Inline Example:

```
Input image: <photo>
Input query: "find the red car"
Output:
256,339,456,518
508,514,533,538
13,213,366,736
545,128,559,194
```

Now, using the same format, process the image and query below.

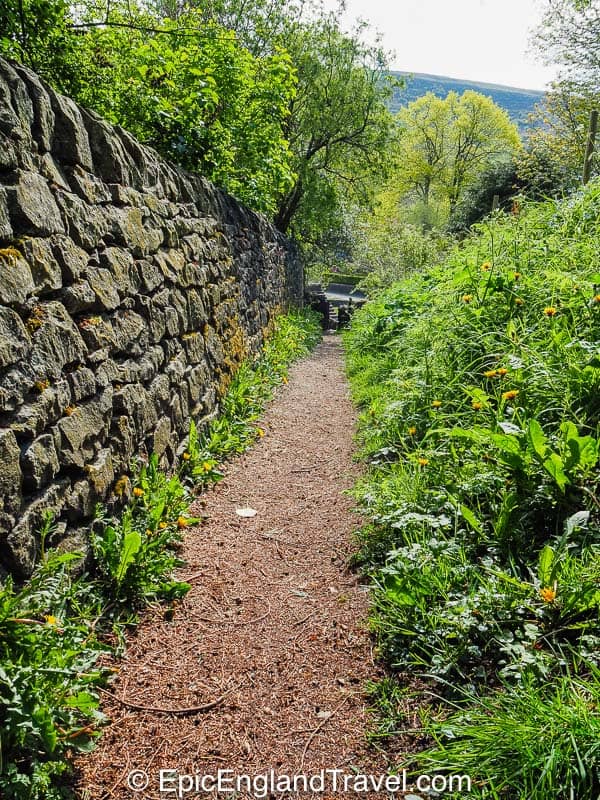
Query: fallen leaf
236,507,257,517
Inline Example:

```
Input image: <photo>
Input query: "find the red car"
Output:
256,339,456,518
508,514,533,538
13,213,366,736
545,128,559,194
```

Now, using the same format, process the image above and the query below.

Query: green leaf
460,504,482,534
538,545,555,586
527,419,549,461
115,531,142,584
542,453,569,492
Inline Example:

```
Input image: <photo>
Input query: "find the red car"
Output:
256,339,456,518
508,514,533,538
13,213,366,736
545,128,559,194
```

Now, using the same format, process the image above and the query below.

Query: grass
0,309,321,800
343,181,600,798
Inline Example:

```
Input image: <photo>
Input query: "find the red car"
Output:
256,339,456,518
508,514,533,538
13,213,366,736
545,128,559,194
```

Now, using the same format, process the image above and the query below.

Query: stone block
0,306,31,369
0,429,22,514
21,433,60,491
18,237,62,293
6,170,64,236
50,91,93,169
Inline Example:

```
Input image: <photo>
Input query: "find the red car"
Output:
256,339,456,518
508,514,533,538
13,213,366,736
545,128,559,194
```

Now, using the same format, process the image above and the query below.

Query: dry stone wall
0,57,303,579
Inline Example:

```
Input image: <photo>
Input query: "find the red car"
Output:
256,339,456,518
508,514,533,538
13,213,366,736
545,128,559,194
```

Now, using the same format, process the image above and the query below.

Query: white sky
323,0,558,91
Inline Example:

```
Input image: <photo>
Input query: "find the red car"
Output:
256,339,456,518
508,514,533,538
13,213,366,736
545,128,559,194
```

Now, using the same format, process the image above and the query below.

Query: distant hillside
388,71,545,130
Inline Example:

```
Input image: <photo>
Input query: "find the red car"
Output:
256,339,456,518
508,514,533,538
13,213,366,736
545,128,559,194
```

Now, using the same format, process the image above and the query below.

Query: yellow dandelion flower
408,426,417,435
540,586,556,603
594,294,600,303
202,461,212,473
256,427,265,437
497,367,508,376
145,528,152,536
481,261,491,271
177,516,189,529
182,452,191,461
544,306,557,317
159,521,168,530
513,272,521,280
133,487,144,498
462,294,473,303
471,401,482,411
282,376,289,384
45,615,59,627
417,457,429,466
484,370,498,378
502,389,519,401
431,400,442,408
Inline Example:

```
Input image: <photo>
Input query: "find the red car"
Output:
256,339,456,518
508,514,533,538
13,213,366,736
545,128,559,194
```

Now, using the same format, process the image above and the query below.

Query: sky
322,0,559,91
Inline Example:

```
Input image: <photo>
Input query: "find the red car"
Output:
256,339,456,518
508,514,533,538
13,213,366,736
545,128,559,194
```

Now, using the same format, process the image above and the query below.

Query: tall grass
344,182,600,797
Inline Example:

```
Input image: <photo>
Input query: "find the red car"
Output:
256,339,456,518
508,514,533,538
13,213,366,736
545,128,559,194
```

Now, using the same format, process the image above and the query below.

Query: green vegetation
0,310,320,800
388,71,544,131
0,0,393,236
344,182,600,798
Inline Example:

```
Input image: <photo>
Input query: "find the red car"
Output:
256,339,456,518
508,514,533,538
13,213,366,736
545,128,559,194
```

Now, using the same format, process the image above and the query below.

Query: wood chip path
76,334,391,799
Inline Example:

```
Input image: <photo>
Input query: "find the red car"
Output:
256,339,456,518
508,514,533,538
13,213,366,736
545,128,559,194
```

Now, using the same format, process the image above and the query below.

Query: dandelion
282,376,289,384
513,272,521,280
471,401,482,411
431,400,442,408
256,427,265,437
497,367,508,376
484,369,498,378
182,452,191,461
417,457,429,466
594,294,600,304
133,487,144,498
159,521,168,530
481,261,491,271
502,389,519,401
540,586,556,603
45,615,59,627
177,516,189,529
202,461,213,473
145,528,152,536
408,426,417,435
462,294,473,303
544,306,557,317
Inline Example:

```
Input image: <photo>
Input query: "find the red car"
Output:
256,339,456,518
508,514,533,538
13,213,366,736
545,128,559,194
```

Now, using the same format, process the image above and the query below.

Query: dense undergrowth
0,310,321,800
344,182,600,798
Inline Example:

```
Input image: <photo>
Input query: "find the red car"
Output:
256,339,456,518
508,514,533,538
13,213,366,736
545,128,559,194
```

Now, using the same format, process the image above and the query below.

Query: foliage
533,0,600,94
418,671,600,799
344,180,600,797
345,190,452,292
394,90,522,217
517,87,596,195
272,12,394,238
0,0,79,89
447,160,522,233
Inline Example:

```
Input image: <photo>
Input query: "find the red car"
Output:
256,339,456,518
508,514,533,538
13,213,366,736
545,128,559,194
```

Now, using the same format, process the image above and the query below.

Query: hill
388,71,545,130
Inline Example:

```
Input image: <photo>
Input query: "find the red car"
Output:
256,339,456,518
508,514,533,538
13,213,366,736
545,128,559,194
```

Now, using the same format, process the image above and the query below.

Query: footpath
77,335,388,799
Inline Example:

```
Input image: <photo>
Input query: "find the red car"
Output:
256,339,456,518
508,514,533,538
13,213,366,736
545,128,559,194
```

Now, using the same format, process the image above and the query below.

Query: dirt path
76,334,388,799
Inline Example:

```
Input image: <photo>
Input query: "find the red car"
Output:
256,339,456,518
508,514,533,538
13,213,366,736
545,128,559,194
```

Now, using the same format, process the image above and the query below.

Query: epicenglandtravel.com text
126,767,472,797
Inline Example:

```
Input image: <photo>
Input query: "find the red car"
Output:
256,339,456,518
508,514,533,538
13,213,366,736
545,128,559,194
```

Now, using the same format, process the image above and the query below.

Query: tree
533,0,600,94
394,90,522,219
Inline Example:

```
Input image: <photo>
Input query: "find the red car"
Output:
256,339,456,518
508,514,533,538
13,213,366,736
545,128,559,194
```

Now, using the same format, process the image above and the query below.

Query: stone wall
0,57,303,579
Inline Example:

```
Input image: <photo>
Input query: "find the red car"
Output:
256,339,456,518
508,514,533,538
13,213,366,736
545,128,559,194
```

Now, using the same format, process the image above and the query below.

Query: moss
26,305,46,334
0,247,22,268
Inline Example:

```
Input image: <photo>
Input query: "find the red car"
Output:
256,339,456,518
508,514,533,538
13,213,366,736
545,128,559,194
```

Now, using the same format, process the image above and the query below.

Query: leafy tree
534,0,600,93
0,0,79,89
395,91,521,219
447,159,521,233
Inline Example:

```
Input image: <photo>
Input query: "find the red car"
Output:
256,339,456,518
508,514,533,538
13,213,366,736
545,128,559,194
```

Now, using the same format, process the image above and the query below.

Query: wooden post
583,109,598,185
492,194,500,211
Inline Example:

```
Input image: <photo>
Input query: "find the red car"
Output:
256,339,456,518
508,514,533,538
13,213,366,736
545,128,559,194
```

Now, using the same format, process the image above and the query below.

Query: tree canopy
395,90,521,216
